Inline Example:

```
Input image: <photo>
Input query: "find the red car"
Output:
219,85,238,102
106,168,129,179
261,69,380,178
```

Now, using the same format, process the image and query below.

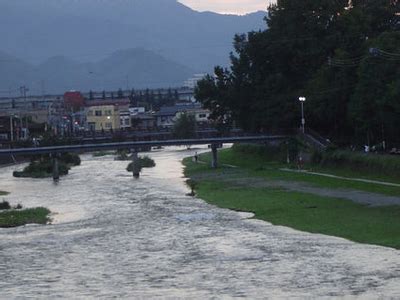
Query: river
0,147,399,299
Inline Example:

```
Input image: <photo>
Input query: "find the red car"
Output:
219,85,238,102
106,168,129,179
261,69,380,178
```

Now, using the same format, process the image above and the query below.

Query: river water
0,147,399,299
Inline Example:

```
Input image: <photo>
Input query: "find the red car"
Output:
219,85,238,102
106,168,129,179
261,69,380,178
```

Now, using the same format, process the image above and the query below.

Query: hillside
0,0,266,71
0,48,194,94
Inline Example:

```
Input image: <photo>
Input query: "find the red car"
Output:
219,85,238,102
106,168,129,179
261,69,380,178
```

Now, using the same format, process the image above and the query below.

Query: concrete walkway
191,169,400,207
280,168,400,188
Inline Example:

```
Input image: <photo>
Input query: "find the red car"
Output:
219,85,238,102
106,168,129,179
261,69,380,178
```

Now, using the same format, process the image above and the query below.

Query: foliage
92,151,114,157
0,207,51,228
195,0,400,146
172,113,197,139
126,156,156,172
0,200,11,210
13,153,80,178
183,148,400,249
317,150,400,177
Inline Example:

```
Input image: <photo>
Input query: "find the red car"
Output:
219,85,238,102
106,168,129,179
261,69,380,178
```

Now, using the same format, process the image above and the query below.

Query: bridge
0,135,288,181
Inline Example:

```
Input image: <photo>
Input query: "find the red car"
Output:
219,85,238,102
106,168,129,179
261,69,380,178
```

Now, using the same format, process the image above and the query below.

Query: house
86,105,121,131
64,91,85,111
131,114,156,131
156,103,210,128
85,100,129,131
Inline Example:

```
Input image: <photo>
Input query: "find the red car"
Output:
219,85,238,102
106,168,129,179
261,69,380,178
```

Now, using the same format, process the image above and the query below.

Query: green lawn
193,148,400,197
0,207,51,228
183,148,400,249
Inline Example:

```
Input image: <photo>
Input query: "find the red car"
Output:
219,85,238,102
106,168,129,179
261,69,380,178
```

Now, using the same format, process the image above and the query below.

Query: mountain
0,0,266,71
0,48,194,94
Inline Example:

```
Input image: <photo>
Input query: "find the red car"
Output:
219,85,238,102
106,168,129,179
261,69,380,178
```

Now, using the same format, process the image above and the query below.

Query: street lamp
299,96,306,133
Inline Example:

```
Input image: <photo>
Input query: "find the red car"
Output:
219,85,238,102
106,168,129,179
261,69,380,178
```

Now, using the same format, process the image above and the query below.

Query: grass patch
184,147,400,249
194,147,400,197
92,151,114,157
192,180,400,249
0,207,51,228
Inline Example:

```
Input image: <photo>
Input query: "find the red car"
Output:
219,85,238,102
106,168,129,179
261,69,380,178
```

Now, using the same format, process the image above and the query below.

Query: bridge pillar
131,151,141,178
211,143,218,169
52,154,60,182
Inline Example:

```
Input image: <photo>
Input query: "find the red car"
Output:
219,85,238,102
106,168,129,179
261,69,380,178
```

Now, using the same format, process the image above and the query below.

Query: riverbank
183,147,400,249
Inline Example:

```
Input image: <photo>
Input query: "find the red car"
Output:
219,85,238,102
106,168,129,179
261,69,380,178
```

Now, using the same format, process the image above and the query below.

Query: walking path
191,164,400,207
280,168,400,188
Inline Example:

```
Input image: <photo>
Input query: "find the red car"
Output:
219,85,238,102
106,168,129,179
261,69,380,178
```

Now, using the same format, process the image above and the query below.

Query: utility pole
9,115,14,142
20,86,29,139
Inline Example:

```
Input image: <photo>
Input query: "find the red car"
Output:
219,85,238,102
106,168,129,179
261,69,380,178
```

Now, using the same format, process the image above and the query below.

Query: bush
0,200,11,210
232,143,288,163
60,153,81,166
13,155,73,178
126,156,156,172
114,149,130,161
318,150,400,176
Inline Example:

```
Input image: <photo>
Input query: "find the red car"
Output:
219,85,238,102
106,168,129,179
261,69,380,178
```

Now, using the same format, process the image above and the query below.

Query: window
199,114,207,118
105,110,112,116
95,110,102,116
87,110,93,116
105,122,112,129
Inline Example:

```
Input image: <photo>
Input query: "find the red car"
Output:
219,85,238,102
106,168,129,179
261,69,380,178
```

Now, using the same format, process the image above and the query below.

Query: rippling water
0,147,399,299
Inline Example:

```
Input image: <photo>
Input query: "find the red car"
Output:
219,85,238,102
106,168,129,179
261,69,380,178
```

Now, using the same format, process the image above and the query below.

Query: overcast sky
179,0,273,15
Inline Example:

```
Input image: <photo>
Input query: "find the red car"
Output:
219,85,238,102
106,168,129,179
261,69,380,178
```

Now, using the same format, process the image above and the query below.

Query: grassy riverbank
0,207,51,228
183,146,400,249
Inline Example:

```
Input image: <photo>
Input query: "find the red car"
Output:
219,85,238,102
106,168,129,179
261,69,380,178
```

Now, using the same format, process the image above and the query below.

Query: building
86,105,122,131
64,91,85,111
85,99,130,131
155,103,210,128
183,74,207,89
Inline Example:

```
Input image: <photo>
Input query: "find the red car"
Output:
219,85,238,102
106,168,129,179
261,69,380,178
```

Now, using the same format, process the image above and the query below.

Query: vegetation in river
184,146,400,249
0,207,51,228
114,149,131,161
126,156,156,172
13,153,81,178
92,151,114,157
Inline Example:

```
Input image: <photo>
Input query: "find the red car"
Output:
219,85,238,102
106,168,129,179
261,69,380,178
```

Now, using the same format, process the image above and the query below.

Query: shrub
0,200,11,210
126,156,156,172
319,150,400,176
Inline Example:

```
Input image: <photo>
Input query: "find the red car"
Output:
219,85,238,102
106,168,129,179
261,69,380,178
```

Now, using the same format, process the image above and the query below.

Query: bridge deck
0,135,288,156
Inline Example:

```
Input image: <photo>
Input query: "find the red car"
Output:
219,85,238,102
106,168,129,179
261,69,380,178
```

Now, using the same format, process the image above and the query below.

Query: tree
172,113,197,139
102,90,106,100
195,0,400,145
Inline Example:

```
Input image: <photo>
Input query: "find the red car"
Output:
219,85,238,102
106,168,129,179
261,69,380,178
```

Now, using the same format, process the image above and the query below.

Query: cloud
179,0,274,14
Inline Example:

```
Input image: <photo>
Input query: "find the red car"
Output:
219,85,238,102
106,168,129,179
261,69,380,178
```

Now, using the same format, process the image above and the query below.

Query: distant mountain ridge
0,0,267,94
0,48,194,94
0,0,266,68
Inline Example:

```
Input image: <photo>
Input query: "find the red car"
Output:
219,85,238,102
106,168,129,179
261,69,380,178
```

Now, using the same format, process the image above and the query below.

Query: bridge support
52,154,60,182
131,151,141,178
211,143,218,169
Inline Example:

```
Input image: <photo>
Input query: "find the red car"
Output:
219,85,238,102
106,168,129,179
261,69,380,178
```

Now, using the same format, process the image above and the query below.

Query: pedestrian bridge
0,135,288,180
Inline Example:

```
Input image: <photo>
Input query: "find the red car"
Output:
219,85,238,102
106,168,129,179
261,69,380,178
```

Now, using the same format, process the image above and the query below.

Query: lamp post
299,96,306,133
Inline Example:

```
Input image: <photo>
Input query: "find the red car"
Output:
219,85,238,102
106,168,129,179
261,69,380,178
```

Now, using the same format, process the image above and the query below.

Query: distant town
0,74,211,142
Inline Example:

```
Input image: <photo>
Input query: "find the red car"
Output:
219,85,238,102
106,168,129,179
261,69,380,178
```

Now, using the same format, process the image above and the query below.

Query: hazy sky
179,0,273,15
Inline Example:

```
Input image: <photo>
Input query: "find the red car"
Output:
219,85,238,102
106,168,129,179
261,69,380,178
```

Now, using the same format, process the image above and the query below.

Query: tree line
196,0,400,147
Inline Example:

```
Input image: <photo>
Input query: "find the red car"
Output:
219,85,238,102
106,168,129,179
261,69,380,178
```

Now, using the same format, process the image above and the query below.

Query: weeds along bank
183,144,400,249
0,197,50,228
